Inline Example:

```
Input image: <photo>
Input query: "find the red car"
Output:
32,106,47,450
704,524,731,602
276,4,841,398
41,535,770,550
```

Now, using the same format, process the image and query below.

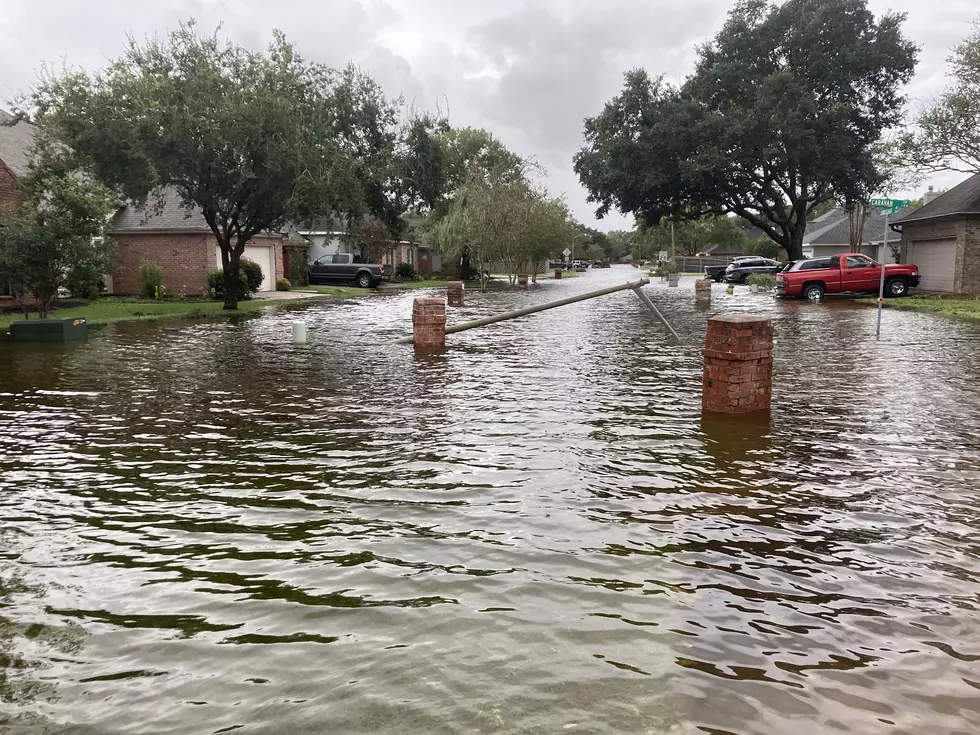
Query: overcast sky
1,0,976,229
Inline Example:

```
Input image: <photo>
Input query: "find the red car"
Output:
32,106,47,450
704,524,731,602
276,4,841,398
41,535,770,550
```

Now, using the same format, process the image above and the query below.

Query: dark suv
308,253,385,288
724,257,780,284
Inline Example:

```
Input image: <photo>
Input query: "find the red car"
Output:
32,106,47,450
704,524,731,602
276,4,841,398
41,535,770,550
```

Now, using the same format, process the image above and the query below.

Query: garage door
217,245,275,291
908,239,956,292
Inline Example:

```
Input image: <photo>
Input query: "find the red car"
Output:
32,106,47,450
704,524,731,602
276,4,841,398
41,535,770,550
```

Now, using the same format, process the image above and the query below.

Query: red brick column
447,281,464,307
695,279,712,302
554,268,562,279
413,298,446,348
702,315,773,415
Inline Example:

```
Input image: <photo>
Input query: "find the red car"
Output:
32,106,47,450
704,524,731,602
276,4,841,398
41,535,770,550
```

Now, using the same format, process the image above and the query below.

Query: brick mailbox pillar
412,298,446,349
517,274,529,288
702,315,773,415
447,281,464,307
695,278,712,303
554,268,563,279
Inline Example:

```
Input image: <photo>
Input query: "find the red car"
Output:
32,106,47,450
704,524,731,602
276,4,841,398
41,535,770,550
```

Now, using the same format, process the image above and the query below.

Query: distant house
107,191,285,295
892,175,980,294
801,207,913,264
292,215,441,275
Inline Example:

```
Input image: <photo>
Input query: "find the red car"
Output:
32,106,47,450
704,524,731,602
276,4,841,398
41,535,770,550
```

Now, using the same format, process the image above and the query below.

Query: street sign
658,251,668,262
870,197,911,215
562,248,571,258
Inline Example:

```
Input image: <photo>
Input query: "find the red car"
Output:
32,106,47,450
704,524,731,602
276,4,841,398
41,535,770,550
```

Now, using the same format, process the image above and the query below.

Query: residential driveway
253,290,324,301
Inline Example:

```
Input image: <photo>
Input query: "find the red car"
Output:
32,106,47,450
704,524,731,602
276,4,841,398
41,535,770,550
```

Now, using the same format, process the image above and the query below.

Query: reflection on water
2,270,980,734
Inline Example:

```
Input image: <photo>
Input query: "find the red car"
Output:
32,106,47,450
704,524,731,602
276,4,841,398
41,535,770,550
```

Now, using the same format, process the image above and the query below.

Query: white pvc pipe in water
292,321,307,344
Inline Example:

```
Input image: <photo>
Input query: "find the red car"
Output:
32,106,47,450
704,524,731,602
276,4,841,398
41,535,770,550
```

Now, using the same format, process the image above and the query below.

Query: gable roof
108,189,211,233
808,206,914,246
0,109,36,178
892,173,980,226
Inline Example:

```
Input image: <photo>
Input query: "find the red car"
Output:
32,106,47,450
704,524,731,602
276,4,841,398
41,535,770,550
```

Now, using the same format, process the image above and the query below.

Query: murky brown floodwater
2,268,980,734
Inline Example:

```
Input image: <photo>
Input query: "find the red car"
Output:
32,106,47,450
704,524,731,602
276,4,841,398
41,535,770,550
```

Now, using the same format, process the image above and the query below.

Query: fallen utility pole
632,286,681,341
393,278,651,344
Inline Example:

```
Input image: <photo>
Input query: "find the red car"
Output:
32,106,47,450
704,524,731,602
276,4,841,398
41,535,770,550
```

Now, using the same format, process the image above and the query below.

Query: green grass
857,295,980,322
0,294,341,330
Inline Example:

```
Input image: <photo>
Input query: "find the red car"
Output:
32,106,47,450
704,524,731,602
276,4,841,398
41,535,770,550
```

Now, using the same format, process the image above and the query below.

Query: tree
574,0,917,260
903,19,980,174
638,215,749,257
29,22,365,310
0,143,117,318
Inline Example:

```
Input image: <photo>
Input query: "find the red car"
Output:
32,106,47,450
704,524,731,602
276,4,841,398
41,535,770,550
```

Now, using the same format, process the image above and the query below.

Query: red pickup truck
776,254,920,299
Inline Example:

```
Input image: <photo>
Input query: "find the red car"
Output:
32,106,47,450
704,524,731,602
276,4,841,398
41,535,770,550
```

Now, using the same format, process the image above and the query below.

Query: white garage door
908,239,956,292
218,245,275,291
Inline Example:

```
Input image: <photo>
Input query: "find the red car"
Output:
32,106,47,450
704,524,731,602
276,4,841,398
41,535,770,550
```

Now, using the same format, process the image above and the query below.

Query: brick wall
113,233,213,296
900,216,980,295
0,162,22,220
702,316,774,415
113,232,287,296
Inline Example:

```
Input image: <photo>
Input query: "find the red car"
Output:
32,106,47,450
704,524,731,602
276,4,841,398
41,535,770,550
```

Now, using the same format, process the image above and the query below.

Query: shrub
747,273,777,290
240,258,264,293
138,262,163,299
288,247,309,285
206,268,250,301
66,261,105,300
396,261,417,280
276,278,292,291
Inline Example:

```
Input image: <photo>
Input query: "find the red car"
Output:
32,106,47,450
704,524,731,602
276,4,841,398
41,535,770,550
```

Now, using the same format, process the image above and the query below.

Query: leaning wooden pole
393,278,650,344
632,286,682,342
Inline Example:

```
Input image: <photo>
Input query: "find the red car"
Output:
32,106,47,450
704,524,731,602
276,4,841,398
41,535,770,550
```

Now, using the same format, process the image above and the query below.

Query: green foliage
0,138,117,318
206,268,250,301
638,215,749,257
574,0,918,260
138,262,163,299
276,278,292,291
65,259,106,300
903,20,980,174
747,273,777,290
396,261,417,280
29,21,386,309
745,239,781,260
287,246,309,285
240,258,264,293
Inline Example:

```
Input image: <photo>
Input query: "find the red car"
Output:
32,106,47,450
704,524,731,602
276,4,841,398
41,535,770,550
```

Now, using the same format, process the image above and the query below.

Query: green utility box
10,317,88,342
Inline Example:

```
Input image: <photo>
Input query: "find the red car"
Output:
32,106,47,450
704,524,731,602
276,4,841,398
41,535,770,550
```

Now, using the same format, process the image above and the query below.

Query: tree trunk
848,202,869,250
783,227,805,261
460,249,472,281
220,240,241,311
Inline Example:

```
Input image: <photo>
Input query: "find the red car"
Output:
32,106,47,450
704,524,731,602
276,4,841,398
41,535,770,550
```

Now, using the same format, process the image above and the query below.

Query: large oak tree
574,0,917,260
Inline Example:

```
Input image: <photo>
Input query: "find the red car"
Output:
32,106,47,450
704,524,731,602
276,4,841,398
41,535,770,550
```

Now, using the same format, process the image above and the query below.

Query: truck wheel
803,283,825,300
356,272,373,288
885,278,908,298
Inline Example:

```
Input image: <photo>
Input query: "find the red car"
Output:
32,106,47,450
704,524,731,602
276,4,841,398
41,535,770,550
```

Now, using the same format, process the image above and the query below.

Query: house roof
0,109,36,178
108,190,212,233
892,173,980,226
807,206,914,246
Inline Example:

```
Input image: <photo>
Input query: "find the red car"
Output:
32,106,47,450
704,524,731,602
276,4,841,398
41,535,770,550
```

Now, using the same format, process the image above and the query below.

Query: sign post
868,198,909,340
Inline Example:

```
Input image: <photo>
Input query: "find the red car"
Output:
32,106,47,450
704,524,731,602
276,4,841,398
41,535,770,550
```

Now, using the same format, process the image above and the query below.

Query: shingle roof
808,206,914,245
108,190,211,233
892,174,980,226
0,109,36,178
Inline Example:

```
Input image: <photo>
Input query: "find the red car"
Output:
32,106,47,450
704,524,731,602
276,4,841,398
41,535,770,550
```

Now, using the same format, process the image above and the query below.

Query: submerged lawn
0,294,343,330
861,295,980,322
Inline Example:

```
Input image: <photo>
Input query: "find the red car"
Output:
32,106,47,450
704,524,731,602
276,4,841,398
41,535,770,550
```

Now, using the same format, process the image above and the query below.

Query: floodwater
2,268,980,735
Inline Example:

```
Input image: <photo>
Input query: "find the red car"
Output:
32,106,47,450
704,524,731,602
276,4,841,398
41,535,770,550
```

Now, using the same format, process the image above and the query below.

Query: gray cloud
1,0,977,228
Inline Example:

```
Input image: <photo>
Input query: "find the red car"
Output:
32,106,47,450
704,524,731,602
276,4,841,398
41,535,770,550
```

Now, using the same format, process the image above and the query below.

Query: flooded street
2,267,980,734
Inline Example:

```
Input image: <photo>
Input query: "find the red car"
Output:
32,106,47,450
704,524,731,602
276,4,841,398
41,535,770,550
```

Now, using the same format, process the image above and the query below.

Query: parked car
593,260,611,268
308,253,385,288
776,254,920,299
704,256,760,282
724,257,780,284
573,260,589,271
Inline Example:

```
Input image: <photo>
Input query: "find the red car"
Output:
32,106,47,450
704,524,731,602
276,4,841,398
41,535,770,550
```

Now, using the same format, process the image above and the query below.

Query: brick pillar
413,298,446,349
517,274,529,288
447,281,464,307
554,268,562,279
702,315,773,415
695,278,711,302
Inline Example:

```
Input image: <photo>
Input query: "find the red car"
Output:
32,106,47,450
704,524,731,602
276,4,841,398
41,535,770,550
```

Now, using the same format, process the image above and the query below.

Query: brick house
892,174,980,294
0,110,36,306
107,192,286,295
